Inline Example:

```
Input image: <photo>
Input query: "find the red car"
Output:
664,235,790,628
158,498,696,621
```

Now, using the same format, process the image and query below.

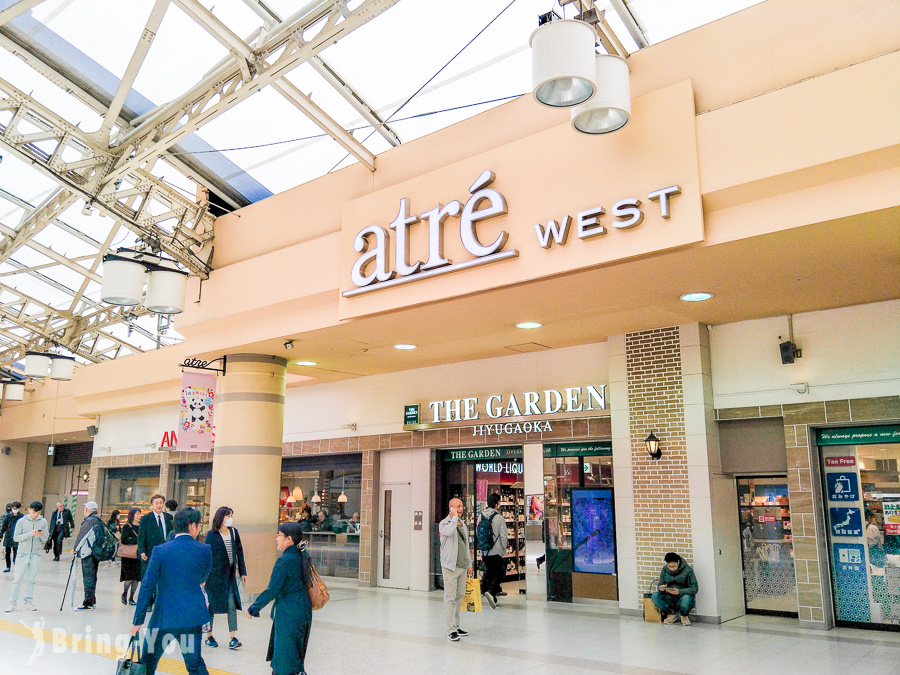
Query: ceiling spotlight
393,344,417,350
515,321,543,329
679,292,713,302
295,361,317,367
81,203,93,216
283,340,294,350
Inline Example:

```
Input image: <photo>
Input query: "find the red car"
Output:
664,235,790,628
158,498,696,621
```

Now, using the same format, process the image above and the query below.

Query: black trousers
4,544,17,569
482,554,505,596
81,555,100,606
52,532,65,559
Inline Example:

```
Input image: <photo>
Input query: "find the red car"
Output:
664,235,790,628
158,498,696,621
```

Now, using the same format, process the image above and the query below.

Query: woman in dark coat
205,506,248,650
120,508,141,605
247,521,313,675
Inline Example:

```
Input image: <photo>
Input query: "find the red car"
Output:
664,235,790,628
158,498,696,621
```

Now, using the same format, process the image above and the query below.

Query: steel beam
110,0,399,183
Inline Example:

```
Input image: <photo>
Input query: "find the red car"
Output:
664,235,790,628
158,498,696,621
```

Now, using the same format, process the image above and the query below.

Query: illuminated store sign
343,170,681,297
428,384,606,423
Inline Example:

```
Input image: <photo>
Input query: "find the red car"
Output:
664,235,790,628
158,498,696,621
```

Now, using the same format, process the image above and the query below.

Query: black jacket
1,512,24,548
137,511,174,577
49,508,75,539
204,527,247,614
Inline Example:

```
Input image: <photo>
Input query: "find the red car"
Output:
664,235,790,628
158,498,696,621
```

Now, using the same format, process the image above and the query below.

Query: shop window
820,426,900,629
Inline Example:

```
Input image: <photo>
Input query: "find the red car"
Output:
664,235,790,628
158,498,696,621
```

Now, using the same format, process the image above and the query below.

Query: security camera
283,340,294,350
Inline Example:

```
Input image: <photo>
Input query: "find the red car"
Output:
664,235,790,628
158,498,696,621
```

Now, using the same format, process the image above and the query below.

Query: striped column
209,354,286,595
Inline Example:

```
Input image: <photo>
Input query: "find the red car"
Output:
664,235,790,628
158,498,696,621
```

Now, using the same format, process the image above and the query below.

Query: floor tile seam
0,618,238,675
310,618,689,673
717,622,900,648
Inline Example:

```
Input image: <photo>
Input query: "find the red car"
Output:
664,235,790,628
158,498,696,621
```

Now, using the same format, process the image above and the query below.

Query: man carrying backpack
478,493,508,609
73,501,106,610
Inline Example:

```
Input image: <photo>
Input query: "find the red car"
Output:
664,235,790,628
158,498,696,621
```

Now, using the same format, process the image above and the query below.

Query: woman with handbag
204,506,248,651
246,522,314,675
119,508,141,605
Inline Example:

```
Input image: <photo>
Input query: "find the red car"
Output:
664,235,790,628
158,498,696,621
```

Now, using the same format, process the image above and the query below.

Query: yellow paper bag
461,577,482,612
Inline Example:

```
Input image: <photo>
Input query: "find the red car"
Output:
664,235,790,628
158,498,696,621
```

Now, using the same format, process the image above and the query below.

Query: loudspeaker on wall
779,340,796,365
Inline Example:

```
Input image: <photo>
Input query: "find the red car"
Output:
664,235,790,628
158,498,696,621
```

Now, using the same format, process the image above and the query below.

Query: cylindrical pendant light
571,54,631,134
101,258,146,306
530,19,597,108
24,351,50,378
3,381,25,401
145,269,188,314
49,355,76,381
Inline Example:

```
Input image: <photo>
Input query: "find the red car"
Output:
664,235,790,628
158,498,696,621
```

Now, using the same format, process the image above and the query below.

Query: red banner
178,370,215,452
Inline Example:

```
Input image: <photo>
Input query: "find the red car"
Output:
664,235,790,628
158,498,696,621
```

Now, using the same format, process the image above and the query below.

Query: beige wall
0,441,27,506
21,443,48,507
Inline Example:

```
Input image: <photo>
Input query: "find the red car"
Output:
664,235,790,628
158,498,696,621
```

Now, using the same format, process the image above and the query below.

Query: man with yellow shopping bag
438,498,473,642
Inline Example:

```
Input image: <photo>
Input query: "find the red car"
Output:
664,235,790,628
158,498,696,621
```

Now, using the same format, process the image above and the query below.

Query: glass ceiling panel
631,0,766,43
30,0,154,81
129,4,231,110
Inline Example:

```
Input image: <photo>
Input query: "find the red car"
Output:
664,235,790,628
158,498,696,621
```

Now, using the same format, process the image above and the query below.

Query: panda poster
178,370,216,452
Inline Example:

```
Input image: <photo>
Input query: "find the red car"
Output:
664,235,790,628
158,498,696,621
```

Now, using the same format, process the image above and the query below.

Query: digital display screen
572,488,616,574
527,495,543,521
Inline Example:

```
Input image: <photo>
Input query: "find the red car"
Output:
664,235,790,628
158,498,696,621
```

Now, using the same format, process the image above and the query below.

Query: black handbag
115,636,147,675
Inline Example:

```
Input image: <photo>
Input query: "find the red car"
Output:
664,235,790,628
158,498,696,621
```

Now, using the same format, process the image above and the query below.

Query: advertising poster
527,495,543,521
178,370,216,452
826,472,859,502
884,502,900,536
832,543,871,623
829,508,863,538
572,488,615,574
476,479,488,503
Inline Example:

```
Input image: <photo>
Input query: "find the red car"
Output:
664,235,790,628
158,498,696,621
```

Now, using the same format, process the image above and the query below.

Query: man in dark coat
73,501,105,610
137,494,174,578
652,551,699,626
130,507,212,675
2,502,23,572
48,501,75,561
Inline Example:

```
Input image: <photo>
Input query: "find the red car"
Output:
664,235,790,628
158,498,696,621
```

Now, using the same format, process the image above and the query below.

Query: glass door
736,476,798,615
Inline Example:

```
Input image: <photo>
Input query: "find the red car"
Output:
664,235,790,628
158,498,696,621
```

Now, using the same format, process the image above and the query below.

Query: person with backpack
1,502,23,573
478,493,508,609
73,501,107,610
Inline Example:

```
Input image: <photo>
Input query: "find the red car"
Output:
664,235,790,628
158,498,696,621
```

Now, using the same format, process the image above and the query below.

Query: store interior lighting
101,249,189,315
291,486,304,502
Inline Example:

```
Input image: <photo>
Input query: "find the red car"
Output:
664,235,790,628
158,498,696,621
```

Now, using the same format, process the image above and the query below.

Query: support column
209,354,286,595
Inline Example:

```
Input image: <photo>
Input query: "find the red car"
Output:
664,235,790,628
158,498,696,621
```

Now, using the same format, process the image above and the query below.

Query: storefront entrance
736,476,798,615
438,447,526,594
820,425,900,630
173,463,212,526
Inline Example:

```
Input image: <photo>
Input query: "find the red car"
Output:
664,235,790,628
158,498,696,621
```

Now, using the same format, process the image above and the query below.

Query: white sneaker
23,601,36,611
4,604,15,613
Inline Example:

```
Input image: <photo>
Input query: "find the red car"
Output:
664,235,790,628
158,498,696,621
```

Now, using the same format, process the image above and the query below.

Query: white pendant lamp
571,54,632,134
311,492,322,503
49,355,76,381
101,258,146,306
145,269,188,314
292,487,304,502
530,19,598,108
3,381,25,401
24,351,50,378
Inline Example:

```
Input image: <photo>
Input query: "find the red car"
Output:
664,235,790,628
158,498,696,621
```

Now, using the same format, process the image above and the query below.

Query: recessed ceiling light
680,292,713,302
295,361,317,367
515,321,542,329
393,344,417,350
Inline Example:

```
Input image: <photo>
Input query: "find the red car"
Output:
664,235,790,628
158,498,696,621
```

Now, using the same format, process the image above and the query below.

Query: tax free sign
338,81,702,319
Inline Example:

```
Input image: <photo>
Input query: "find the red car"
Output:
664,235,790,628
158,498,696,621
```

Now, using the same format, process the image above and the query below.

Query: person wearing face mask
204,506,247,651
1,502,24,573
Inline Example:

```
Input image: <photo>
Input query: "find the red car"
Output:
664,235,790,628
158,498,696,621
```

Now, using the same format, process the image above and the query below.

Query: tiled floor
1,554,899,674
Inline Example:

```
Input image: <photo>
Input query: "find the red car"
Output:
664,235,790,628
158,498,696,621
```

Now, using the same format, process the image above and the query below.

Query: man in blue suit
130,507,212,675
